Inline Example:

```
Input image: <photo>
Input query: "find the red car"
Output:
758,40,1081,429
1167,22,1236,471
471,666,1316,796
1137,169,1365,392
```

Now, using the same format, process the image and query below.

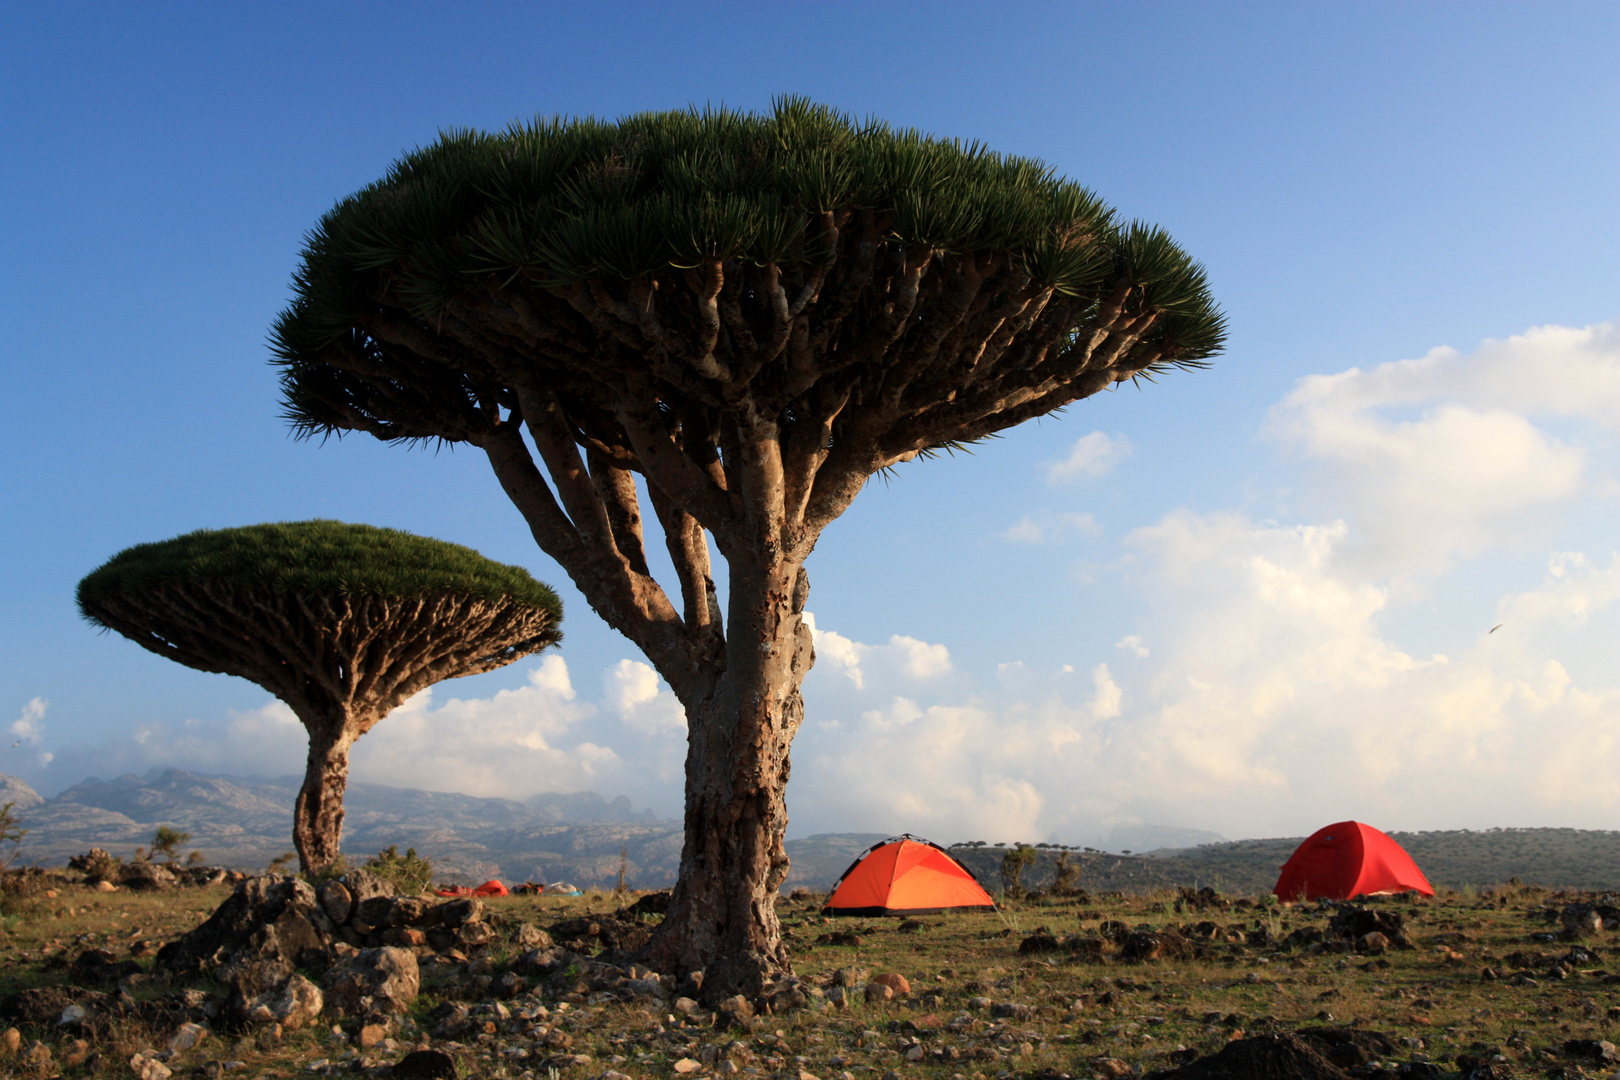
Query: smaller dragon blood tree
78,520,563,873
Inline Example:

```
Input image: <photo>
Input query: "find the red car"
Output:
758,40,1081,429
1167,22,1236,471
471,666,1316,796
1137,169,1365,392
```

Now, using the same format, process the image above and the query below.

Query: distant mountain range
6,769,1618,892
0,769,874,889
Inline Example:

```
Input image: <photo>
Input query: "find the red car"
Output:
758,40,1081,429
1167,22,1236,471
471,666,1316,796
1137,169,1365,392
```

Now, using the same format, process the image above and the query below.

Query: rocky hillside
1,769,680,887
8,770,1619,893
0,769,884,891
953,828,1620,895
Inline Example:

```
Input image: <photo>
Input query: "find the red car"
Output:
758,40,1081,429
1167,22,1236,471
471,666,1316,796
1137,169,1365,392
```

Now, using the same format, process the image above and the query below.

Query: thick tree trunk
293,725,352,873
647,557,815,1004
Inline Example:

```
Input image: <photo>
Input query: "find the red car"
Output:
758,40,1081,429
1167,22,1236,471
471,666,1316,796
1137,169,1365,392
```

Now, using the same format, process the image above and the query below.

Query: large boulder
157,875,335,979
322,947,420,1017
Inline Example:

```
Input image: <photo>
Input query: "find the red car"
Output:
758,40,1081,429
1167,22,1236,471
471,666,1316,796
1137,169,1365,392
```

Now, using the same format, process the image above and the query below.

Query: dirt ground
2,873,1618,1080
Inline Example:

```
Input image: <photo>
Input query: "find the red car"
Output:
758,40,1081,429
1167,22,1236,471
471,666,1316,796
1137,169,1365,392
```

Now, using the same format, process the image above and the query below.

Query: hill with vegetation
949,828,1620,895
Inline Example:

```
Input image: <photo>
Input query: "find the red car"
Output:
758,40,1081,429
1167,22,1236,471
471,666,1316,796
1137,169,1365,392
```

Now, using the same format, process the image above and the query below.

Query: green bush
364,846,433,894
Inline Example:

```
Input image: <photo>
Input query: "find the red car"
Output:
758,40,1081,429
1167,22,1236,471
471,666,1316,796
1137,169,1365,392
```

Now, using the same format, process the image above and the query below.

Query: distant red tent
823,835,995,916
1274,821,1434,900
435,879,509,898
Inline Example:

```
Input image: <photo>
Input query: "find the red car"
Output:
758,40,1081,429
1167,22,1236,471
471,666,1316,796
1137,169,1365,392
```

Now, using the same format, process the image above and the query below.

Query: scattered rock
1120,929,1191,962
869,973,910,998
1357,931,1390,955
393,1048,458,1079
1293,1026,1401,1068
119,861,180,891
1563,1038,1620,1063
439,897,485,928
1147,1032,1354,1079
1328,906,1408,948
340,868,399,906
168,1021,210,1052
0,986,110,1030
130,1051,172,1080
625,891,670,916
1559,904,1605,937
69,947,141,985
243,973,323,1030
514,923,554,949
317,880,353,925
864,982,893,1003
715,994,755,1027
321,946,420,1016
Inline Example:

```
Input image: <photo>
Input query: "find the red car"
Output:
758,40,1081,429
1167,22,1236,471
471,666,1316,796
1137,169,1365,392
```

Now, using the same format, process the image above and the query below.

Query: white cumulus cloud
1043,431,1131,484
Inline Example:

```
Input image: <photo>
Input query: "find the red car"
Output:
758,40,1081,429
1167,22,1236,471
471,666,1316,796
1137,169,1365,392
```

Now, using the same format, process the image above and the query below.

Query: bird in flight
1489,624,1503,634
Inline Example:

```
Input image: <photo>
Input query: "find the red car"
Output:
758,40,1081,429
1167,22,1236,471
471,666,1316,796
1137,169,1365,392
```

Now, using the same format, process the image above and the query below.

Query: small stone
96,879,118,892
392,1048,459,1079
57,1002,87,1026
131,1052,173,1080
673,1057,703,1073
169,1022,210,1052
673,996,701,1016
514,923,553,949
1092,1059,1131,1078
716,994,755,1019
869,973,910,998
967,996,992,1010
319,880,355,925
865,982,894,1003
798,1071,822,1080
246,973,324,1030
358,1023,388,1048
64,1038,91,1066
905,1045,925,1061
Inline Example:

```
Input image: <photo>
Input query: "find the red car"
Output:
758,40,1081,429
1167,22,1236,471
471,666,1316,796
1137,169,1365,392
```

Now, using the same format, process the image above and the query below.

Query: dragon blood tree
270,98,1225,998
77,520,562,873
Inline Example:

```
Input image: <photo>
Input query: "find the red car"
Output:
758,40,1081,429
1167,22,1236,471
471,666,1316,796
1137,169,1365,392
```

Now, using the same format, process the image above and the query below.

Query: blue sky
3,2,1617,845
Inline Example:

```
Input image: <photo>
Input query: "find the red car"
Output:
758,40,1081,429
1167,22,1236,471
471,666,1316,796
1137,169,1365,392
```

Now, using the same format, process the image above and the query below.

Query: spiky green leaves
274,96,1221,361
78,520,562,627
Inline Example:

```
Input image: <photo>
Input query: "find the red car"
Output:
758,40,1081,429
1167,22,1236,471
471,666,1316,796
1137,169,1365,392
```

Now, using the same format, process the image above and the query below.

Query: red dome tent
823,835,996,916
1274,821,1435,901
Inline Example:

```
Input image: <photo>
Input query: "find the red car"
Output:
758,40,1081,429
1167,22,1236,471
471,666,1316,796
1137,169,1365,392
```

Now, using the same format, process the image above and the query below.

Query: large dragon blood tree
77,520,563,873
271,98,1225,998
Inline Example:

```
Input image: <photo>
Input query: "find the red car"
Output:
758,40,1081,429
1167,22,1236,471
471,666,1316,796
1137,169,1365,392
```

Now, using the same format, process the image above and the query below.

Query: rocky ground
3,868,1620,1080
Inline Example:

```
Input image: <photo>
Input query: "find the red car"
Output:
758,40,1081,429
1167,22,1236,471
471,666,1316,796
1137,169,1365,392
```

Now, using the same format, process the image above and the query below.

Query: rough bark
292,726,352,873
647,555,814,1000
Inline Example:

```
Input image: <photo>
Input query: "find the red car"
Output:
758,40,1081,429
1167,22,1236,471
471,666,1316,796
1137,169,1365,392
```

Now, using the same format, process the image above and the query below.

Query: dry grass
2,871,1618,1079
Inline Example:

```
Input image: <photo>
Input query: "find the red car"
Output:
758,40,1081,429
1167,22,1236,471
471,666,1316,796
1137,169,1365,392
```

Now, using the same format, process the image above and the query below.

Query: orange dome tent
822,835,996,916
1273,821,1435,901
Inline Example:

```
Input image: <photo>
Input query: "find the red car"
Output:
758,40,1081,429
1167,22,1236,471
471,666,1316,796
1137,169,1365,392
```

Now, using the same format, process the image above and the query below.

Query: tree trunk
293,725,352,873
647,557,815,1003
